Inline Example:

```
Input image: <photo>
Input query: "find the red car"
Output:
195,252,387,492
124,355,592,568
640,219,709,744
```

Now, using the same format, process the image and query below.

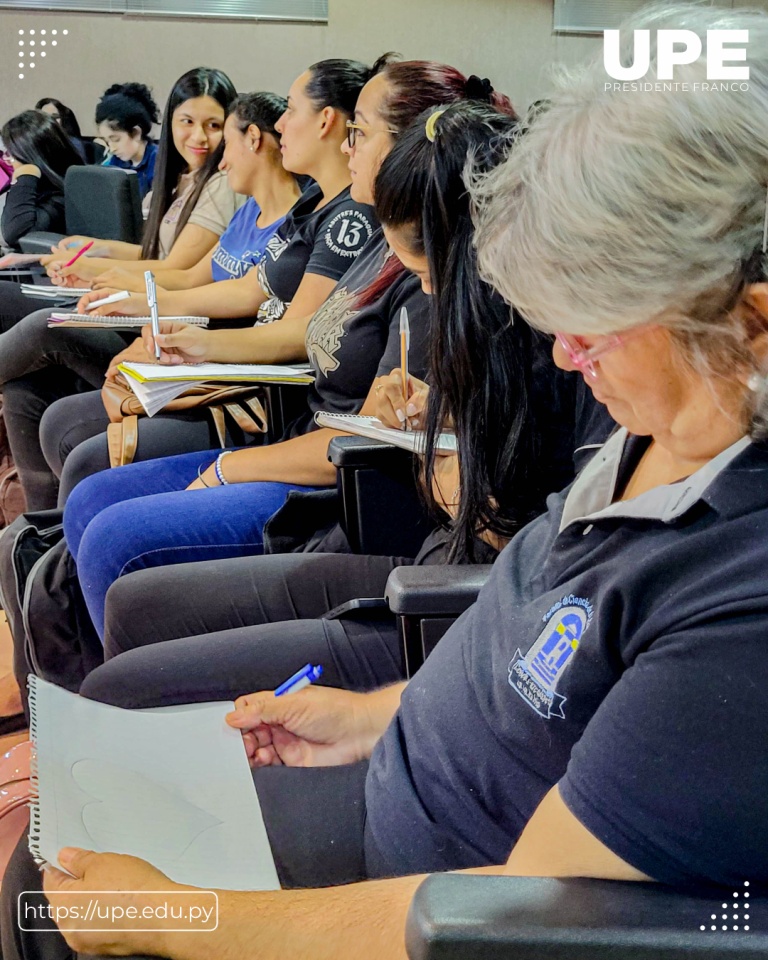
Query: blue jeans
63,448,324,639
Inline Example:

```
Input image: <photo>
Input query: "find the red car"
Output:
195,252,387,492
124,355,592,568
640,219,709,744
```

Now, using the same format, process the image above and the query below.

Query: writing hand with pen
372,368,429,430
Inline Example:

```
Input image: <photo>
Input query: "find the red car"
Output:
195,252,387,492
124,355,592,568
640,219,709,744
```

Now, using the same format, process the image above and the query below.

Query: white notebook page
29,676,279,891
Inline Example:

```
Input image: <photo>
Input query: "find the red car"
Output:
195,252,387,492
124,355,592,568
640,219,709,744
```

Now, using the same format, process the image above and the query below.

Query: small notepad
28,676,280,891
315,412,457,454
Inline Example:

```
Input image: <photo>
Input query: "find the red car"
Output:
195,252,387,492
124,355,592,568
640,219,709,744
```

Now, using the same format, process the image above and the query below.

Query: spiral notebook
21,284,92,298
49,313,210,329
28,675,280,891
314,412,457,454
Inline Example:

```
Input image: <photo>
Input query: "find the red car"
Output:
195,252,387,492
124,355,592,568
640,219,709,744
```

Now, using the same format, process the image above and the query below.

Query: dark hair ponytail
228,91,287,140
34,98,82,139
376,101,550,561
95,82,159,140
141,67,237,260
305,58,373,118
1,109,83,190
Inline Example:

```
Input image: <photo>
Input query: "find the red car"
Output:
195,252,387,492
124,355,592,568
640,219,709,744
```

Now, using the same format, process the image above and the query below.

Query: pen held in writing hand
275,664,323,697
62,240,93,269
85,290,131,312
400,306,410,432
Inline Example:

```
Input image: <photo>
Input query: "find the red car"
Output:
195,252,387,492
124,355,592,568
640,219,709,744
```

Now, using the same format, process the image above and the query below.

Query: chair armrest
328,435,409,469
405,874,768,960
385,565,493,617
18,232,64,255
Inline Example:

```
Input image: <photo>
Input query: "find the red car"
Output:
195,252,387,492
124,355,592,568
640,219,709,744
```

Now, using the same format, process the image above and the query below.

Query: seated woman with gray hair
4,5,768,959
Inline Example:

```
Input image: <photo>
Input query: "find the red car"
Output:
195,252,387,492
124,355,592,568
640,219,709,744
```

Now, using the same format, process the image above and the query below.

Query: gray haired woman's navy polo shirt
366,428,768,886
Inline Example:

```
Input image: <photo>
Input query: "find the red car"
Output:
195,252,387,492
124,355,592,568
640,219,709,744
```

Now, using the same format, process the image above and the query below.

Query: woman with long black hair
75,99,610,701
46,66,240,275
34,98,84,158
0,109,83,248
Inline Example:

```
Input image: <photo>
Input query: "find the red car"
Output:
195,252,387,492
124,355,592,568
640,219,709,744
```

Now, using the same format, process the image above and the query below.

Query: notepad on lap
315,412,457,454
48,313,210,329
28,675,280,891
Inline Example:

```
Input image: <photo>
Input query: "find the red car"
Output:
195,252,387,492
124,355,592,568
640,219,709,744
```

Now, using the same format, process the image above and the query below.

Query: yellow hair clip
425,109,447,143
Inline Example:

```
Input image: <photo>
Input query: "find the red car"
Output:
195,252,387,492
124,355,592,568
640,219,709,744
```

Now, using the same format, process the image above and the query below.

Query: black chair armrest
18,231,65,255
327,435,433,557
385,565,493,617
405,874,767,960
328,435,405,469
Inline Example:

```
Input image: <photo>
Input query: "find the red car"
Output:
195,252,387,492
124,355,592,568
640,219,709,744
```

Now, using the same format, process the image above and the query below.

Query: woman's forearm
159,276,267,319
219,429,341,487
196,314,311,365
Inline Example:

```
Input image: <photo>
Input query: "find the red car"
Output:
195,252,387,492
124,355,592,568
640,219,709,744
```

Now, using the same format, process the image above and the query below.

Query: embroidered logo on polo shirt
508,595,593,719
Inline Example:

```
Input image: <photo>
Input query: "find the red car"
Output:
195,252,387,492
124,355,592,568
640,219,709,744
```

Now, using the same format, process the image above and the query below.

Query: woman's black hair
141,67,237,260
228,91,288,140
1,109,83,190
375,101,553,562
34,98,81,140
95,82,159,140
304,58,374,118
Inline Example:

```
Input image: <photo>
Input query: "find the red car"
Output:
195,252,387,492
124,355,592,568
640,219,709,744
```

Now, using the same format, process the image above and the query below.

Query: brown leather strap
209,406,227,447
120,415,138,466
223,403,262,435
107,423,123,468
244,395,268,433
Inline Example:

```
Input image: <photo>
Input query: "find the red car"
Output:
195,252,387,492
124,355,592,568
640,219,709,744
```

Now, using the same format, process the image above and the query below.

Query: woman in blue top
95,83,160,200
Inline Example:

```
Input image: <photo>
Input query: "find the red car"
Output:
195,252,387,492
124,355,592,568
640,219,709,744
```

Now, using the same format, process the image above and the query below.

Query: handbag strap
107,416,139,468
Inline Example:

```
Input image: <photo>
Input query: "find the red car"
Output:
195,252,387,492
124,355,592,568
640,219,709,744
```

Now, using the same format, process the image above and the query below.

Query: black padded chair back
64,166,142,243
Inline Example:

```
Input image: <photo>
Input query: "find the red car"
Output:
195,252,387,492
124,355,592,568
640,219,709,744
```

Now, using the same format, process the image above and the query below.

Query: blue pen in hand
275,664,323,697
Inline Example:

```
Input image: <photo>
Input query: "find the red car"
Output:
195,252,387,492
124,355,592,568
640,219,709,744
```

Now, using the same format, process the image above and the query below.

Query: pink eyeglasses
555,328,647,378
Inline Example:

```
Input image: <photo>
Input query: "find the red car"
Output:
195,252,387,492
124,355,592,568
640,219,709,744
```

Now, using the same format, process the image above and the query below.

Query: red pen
62,241,93,269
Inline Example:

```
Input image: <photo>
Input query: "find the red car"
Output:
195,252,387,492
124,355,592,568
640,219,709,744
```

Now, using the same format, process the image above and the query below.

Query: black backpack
0,509,103,715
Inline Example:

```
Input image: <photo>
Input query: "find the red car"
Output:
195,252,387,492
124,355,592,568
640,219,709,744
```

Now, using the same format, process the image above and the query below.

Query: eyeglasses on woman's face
345,119,397,150
555,328,648,379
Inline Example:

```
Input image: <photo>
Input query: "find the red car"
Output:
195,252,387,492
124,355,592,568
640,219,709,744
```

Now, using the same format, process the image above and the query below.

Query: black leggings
82,552,411,704
0,307,132,510
0,761,390,960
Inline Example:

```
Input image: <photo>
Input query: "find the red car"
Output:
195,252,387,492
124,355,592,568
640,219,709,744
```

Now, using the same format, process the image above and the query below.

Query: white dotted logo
699,882,751,933
17,27,68,79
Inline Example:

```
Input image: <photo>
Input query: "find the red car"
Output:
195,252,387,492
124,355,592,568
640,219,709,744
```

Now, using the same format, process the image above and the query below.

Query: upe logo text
604,29,748,81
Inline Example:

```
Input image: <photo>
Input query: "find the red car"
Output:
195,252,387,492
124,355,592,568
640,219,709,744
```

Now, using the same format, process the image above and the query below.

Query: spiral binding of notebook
27,675,43,867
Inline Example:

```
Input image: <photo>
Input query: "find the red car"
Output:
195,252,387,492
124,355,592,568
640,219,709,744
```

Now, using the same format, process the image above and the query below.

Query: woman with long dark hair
94,82,160,198
43,66,239,278
34,97,84,159
0,109,83,247
34,98,82,141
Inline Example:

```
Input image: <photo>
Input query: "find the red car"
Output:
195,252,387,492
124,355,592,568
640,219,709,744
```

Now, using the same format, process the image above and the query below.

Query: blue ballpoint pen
275,664,323,697
144,269,161,359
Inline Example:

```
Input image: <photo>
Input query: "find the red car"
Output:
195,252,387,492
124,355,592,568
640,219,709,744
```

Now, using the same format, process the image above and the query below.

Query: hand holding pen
372,369,430,430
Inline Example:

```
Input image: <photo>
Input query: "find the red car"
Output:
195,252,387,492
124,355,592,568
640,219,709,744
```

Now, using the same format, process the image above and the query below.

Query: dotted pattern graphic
699,882,751,933
17,27,68,80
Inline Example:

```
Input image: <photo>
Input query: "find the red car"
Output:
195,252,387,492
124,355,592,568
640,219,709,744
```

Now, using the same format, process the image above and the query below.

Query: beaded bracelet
214,451,232,486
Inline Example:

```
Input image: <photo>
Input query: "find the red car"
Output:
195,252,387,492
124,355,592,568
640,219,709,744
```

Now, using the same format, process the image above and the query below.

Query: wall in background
0,0,602,134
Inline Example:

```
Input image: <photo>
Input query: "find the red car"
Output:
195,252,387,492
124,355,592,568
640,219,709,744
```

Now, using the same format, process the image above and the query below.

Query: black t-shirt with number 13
256,184,376,323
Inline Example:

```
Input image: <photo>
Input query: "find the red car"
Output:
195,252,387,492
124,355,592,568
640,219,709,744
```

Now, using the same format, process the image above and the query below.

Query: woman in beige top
44,67,243,281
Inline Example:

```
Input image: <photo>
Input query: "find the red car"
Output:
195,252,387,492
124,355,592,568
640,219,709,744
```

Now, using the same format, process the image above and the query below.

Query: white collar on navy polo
559,428,752,533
